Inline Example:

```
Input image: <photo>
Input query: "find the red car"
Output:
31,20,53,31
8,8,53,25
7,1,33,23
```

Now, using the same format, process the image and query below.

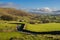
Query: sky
0,0,60,10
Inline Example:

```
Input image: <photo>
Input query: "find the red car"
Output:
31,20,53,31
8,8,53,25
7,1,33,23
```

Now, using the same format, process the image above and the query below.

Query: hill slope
0,8,32,16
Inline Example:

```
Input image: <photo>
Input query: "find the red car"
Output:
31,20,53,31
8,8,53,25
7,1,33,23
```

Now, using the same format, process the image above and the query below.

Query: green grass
0,32,60,40
0,21,60,32
0,32,45,40
0,32,22,40
0,21,60,40
25,23,60,32
0,23,16,30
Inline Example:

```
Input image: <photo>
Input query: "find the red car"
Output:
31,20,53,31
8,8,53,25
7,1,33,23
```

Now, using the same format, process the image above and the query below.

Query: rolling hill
0,8,33,16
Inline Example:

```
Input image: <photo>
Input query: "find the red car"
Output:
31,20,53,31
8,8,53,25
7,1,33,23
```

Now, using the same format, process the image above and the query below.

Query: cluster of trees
1,14,60,24
0,15,18,21
30,14,60,24
0,8,33,21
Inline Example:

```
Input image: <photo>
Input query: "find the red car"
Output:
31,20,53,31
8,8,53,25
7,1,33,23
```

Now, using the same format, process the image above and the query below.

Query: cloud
0,2,20,9
28,7,58,13
32,7,52,12
40,7,52,12
27,7,60,14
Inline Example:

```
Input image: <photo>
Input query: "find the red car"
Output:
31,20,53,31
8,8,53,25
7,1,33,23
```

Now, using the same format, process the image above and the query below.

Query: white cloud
0,2,20,9
28,7,58,13
40,7,52,12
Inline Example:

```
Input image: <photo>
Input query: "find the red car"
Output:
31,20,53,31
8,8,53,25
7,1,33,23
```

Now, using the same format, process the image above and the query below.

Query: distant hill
0,8,33,17
0,8,60,23
0,8,35,21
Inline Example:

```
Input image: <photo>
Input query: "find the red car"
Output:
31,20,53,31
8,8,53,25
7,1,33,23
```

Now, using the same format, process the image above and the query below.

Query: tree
1,15,13,21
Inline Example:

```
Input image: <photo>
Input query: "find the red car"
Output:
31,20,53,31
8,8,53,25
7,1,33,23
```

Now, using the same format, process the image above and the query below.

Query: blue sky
0,0,60,9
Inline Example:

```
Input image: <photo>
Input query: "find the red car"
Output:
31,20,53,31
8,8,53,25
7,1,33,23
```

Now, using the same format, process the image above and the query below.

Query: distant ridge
0,8,33,16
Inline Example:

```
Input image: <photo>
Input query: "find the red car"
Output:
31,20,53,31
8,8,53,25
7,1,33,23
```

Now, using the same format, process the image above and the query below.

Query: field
0,1,60,40
0,21,60,32
0,21,60,40
0,32,60,40
25,23,60,32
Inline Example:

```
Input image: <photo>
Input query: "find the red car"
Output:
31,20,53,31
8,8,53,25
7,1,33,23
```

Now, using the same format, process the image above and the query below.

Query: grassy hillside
0,8,32,16
0,22,60,40
0,21,60,40
0,8,60,40
0,21,60,32
0,8,34,22
25,23,60,32
1,32,60,40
